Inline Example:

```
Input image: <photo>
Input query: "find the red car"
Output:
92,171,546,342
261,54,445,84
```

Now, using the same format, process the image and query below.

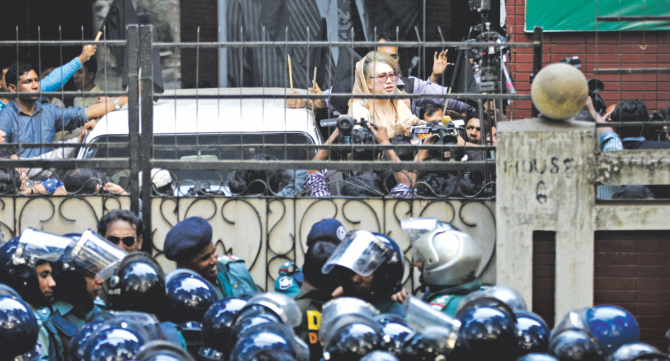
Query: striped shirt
303,170,411,198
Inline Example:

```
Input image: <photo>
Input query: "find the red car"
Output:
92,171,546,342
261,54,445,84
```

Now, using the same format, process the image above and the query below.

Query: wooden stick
287,55,294,90
312,67,317,89
311,67,318,113
95,31,102,41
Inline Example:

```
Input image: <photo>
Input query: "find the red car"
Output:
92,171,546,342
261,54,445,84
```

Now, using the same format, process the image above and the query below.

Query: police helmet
459,285,527,312
457,303,519,361
322,314,383,361
0,296,41,361
411,227,481,287
0,238,51,308
374,314,414,356
548,329,604,361
229,323,298,361
403,326,457,361
228,306,284,353
515,310,550,355
107,252,167,317
69,319,108,361
84,321,150,361
241,292,302,327
165,269,219,324
135,340,196,361
519,353,562,361
400,217,457,244
0,282,21,298
201,297,248,354
584,305,640,357
52,260,98,313
607,343,669,361
360,351,400,361
322,230,404,300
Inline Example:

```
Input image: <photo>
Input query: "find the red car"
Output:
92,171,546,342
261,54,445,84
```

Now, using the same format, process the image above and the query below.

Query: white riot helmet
412,226,481,287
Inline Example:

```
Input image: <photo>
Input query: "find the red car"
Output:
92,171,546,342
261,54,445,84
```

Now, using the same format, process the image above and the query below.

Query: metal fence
0,25,538,289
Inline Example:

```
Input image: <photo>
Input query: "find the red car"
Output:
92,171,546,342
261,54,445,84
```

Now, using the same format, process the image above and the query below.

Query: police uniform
43,298,106,359
294,289,332,361
35,307,53,361
163,217,258,299
423,280,485,316
274,262,303,298
212,255,258,299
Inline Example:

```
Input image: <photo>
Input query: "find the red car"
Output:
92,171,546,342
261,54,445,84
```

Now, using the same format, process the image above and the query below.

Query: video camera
557,56,607,115
410,121,464,145
320,116,377,159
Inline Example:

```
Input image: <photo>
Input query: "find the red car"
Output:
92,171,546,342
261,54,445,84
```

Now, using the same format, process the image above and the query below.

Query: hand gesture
432,50,451,76
391,288,409,303
308,82,327,109
84,118,98,132
78,127,89,143
286,90,306,109
368,123,389,144
79,45,97,64
104,182,128,195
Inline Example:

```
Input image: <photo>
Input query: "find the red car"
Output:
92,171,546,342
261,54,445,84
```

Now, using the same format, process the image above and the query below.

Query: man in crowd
163,217,257,299
98,209,144,253
0,45,97,111
0,63,128,158
73,56,101,108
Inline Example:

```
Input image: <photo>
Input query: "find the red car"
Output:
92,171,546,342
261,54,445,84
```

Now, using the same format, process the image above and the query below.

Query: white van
79,88,321,195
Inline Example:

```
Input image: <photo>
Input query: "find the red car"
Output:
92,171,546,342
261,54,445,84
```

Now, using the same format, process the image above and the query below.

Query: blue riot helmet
403,326,461,361
374,314,414,356
548,329,604,361
0,282,21,298
607,343,669,361
136,341,196,361
107,252,167,317
165,269,219,324
585,306,639,357
322,230,404,303
456,285,527,315
0,296,41,361
457,299,519,361
199,297,248,359
229,323,299,361
84,319,151,361
321,313,383,361
227,306,283,353
241,292,303,327
519,354,562,361
515,310,551,355
69,320,108,361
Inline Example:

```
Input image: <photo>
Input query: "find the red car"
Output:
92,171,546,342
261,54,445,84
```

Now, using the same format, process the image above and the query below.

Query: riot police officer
229,322,304,361
165,269,219,355
0,230,76,361
401,218,484,316
163,217,257,299
137,341,196,361
0,295,42,361
197,297,248,361
106,252,187,349
322,230,405,314
319,300,383,361
456,298,519,361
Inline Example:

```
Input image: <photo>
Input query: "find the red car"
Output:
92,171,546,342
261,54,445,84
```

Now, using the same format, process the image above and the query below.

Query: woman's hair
0,169,21,195
362,51,400,83
62,168,102,194
342,171,384,197
416,172,478,198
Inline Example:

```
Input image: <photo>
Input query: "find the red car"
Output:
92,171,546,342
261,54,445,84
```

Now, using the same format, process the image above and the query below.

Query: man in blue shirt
0,45,97,112
0,63,128,158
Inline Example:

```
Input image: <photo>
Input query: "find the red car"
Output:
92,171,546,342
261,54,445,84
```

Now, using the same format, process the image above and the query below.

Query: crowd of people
0,216,664,361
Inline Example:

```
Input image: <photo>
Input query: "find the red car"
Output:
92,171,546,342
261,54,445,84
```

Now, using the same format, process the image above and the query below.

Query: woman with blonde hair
348,51,424,137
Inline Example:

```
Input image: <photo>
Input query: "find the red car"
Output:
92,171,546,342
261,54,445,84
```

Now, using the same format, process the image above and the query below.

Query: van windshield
83,132,317,196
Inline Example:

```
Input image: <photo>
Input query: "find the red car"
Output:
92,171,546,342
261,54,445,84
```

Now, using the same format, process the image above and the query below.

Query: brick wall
505,1,670,120
594,231,670,350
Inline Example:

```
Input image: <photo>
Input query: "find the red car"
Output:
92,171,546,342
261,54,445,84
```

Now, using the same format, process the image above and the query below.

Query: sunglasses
107,235,136,248
370,72,397,83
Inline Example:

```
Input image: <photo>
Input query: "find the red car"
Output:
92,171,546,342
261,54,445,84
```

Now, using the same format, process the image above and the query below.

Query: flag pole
287,55,294,90
95,31,102,41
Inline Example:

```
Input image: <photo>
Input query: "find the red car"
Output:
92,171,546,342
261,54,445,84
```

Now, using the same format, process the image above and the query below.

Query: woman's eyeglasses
370,72,397,83
108,235,136,248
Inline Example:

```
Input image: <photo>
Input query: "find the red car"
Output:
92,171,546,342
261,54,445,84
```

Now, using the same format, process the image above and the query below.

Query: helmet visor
68,230,128,280
401,218,456,244
319,297,379,340
246,292,302,327
402,296,460,350
15,228,75,264
322,230,391,277
550,309,590,340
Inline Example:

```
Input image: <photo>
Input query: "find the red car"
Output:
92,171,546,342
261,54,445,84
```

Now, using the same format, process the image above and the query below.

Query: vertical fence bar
127,25,141,216
531,26,543,118
140,25,155,252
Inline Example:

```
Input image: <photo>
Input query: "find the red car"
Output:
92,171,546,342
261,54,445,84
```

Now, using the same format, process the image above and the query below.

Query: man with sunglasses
164,217,258,299
97,209,144,253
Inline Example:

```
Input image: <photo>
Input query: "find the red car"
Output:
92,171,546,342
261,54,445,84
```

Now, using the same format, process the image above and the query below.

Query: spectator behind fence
38,68,64,107
0,63,128,158
348,51,424,138
73,57,100,108
418,100,444,122
62,168,127,195
98,209,144,253
0,168,65,195
0,45,97,112
227,154,285,196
